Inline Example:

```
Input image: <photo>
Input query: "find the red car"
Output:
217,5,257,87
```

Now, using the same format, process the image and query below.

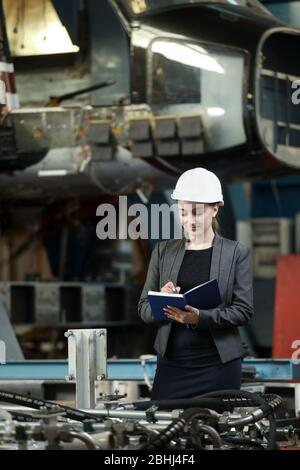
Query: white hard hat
171,168,224,206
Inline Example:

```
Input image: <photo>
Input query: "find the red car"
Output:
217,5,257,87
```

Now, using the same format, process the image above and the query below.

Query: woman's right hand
160,281,181,293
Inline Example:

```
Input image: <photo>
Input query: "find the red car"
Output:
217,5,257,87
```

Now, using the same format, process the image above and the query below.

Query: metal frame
254,26,300,168
65,329,107,409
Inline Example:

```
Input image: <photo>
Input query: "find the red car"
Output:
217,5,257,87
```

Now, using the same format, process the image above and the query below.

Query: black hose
133,390,282,413
134,390,282,450
222,436,265,450
134,397,232,412
267,412,278,450
0,390,103,423
143,407,220,450
8,411,39,423
194,389,277,408
193,389,281,450
146,418,186,450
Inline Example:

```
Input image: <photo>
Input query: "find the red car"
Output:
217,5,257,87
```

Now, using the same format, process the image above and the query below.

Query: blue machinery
0,358,300,381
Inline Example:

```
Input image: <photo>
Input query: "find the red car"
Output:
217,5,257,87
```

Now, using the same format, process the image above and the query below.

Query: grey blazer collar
168,232,223,286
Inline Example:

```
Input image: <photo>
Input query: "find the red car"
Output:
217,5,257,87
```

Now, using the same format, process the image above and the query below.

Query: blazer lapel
168,233,223,287
168,237,186,286
209,233,223,283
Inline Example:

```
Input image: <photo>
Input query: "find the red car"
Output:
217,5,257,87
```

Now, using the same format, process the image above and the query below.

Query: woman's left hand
163,305,200,325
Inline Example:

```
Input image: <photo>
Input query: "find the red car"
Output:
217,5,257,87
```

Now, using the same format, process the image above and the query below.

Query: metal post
65,329,107,409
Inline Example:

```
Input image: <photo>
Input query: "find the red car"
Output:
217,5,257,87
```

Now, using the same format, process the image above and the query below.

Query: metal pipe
227,408,265,427
197,424,222,449
1,404,181,422
68,431,97,450
81,408,175,421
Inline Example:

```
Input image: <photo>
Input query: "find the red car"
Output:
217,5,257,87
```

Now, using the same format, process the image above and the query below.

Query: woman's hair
208,202,221,234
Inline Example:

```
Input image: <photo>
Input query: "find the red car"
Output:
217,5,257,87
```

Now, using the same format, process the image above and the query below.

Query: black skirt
150,354,242,400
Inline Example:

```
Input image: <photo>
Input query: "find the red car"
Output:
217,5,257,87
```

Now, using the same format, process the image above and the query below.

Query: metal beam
0,358,299,381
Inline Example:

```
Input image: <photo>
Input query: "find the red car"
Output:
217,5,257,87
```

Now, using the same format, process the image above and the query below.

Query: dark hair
209,202,221,234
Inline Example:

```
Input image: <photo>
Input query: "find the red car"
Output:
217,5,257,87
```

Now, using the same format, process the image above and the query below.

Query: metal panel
11,108,77,151
237,218,292,278
81,284,106,323
89,0,130,106
35,283,60,324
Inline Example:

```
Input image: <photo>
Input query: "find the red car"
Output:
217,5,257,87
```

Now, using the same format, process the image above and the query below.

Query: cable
222,436,265,450
7,410,38,423
132,397,227,412
0,390,103,423
133,390,277,412
195,389,283,413
145,417,186,450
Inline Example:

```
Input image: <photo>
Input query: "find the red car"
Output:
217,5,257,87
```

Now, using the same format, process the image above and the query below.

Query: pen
172,286,189,328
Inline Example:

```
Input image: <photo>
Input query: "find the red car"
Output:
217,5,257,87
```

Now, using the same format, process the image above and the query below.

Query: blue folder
147,279,221,321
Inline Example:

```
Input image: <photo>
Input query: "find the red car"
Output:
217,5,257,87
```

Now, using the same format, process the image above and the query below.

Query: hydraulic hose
222,436,265,450
132,390,282,413
145,417,186,450
133,390,282,450
195,389,282,450
143,407,220,450
133,397,231,411
0,390,103,423
196,389,282,412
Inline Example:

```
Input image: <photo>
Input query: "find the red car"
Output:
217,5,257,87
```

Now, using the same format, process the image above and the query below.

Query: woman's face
177,200,219,240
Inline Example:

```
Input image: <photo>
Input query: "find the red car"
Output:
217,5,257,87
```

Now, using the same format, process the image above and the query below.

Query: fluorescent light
207,107,225,117
38,169,68,177
152,40,224,74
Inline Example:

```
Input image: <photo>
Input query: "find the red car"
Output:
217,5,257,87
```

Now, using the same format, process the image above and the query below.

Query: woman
138,167,253,400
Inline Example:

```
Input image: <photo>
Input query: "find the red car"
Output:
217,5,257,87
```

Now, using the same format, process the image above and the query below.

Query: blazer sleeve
138,241,161,323
195,244,253,330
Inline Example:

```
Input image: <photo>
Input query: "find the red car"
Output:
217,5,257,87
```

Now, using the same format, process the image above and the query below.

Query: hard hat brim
171,192,224,206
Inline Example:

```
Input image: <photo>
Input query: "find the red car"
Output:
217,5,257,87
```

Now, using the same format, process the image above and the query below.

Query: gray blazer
138,233,253,364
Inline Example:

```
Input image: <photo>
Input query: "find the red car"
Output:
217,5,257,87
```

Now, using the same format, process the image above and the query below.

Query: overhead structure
0,0,299,199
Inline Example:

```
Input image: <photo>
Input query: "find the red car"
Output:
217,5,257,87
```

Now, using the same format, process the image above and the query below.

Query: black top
165,246,221,366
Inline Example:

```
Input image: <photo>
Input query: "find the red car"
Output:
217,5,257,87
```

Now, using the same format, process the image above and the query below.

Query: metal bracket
65,329,107,409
